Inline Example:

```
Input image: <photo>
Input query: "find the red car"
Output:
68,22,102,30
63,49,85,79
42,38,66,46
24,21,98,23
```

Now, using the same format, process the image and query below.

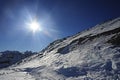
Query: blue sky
0,0,120,52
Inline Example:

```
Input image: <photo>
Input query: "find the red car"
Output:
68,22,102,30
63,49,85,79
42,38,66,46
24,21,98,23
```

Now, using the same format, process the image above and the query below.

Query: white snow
0,17,120,80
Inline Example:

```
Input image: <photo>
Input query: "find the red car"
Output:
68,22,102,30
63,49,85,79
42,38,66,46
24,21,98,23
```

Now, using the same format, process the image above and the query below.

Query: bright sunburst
28,20,42,33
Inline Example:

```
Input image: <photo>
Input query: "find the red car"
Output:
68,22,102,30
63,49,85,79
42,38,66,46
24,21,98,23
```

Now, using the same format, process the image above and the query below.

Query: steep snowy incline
0,17,120,80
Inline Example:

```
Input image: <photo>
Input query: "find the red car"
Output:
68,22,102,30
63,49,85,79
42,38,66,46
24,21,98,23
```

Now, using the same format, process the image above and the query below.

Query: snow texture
0,17,120,80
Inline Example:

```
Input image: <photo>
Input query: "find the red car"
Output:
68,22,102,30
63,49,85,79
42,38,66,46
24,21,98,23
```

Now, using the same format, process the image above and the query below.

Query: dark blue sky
0,0,120,52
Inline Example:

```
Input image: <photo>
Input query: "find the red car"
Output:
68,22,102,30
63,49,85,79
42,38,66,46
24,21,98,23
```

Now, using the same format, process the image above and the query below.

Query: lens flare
28,20,42,33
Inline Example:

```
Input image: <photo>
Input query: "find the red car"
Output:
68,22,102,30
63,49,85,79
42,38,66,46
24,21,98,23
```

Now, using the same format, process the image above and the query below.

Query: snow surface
0,17,120,80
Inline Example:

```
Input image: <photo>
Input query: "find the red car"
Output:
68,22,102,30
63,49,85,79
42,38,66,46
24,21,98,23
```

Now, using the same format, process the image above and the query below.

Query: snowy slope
0,17,120,80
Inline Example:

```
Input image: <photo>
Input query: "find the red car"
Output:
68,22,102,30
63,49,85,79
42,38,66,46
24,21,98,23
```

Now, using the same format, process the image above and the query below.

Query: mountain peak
0,17,120,80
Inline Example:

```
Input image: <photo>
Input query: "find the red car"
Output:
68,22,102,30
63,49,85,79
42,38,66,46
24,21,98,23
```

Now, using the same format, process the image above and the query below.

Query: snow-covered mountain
0,51,37,69
0,17,120,80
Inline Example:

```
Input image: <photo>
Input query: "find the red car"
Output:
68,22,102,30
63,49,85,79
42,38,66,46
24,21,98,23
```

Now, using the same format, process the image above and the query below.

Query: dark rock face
107,33,120,46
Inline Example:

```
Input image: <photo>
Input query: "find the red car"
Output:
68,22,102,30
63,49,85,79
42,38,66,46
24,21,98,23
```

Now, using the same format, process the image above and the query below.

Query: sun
28,20,42,33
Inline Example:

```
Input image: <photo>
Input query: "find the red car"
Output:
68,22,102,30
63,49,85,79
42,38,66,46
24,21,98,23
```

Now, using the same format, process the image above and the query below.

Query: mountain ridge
0,17,120,80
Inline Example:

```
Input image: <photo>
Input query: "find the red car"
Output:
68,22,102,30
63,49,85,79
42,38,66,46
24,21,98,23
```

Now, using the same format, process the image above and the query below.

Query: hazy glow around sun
28,20,42,33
